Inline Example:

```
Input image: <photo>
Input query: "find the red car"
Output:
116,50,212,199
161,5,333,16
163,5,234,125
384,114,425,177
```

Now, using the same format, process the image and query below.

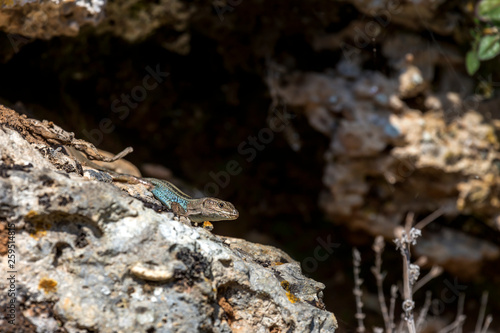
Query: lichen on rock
0,108,337,332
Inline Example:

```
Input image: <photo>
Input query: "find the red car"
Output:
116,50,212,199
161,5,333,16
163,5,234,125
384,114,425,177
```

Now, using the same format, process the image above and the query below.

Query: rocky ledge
0,107,337,333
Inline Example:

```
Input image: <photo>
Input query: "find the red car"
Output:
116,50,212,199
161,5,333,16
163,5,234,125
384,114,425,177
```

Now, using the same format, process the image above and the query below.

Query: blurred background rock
1,0,499,331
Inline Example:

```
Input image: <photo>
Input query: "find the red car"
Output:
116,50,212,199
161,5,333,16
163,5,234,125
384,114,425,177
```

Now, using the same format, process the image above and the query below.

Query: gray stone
0,111,337,332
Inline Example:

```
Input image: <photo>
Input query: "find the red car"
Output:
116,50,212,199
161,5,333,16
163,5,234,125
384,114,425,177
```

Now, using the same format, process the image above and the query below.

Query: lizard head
201,198,239,221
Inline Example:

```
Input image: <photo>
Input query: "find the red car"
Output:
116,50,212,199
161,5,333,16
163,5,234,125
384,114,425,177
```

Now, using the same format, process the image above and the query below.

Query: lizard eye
219,203,224,208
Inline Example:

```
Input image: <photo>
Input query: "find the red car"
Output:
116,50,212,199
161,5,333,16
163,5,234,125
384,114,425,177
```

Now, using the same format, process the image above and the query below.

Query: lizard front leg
170,202,210,229
170,202,187,217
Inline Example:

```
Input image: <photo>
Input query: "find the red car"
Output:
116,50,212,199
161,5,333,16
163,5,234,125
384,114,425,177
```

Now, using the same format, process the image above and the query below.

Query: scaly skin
65,147,238,223
145,178,239,223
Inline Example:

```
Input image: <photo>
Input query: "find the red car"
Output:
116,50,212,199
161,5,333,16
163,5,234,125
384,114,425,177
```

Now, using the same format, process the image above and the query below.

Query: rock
415,227,499,279
0,0,194,51
0,0,104,39
0,107,337,332
267,55,500,280
347,0,457,35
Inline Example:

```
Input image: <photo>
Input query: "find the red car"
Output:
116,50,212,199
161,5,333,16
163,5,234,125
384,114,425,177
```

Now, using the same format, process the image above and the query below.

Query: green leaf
466,50,480,75
478,0,500,22
478,35,500,60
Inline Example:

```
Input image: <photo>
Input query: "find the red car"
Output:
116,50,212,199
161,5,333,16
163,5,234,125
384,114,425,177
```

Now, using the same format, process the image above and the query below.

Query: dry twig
438,293,465,333
389,285,398,332
371,236,393,333
394,212,420,333
414,207,444,230
413,265,443,294
475,292,489,333
353,248,366,333
415,291,432,332
480,315,492,333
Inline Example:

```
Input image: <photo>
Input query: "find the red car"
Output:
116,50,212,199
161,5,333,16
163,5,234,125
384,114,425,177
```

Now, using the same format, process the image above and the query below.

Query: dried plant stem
438,316,466,333
475,291,489,333
438,293,465,333
414,207,444,230
394,212,421,333
371,236,393,333
400,245,416,333
413,265,443,294
389,285,398,331
353,248,366,333
358,209,495,333
455,293,466,333
480,315,492,333
396,318,404,333
416,291,432,332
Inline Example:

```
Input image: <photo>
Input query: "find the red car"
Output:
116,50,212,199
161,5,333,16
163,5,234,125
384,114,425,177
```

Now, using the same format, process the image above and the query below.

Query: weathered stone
267,47,500,280
0,109,337,332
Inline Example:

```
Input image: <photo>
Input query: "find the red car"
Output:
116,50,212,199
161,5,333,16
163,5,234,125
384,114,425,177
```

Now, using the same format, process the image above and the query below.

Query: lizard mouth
217,209,239,221
230,210,239,219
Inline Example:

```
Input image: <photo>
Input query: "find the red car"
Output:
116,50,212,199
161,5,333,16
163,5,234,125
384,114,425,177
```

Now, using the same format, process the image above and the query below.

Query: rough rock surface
0,109,337,332
0,0,105,38
348,0,459,35
268,37,500,279
0,0,193,53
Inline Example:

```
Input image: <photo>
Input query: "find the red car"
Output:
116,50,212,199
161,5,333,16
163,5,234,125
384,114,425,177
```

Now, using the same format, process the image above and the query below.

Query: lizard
145,178,239,223
65,146,239,224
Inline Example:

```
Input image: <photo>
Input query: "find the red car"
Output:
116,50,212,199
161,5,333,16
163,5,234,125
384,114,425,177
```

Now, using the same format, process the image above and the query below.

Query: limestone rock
0,108,337,332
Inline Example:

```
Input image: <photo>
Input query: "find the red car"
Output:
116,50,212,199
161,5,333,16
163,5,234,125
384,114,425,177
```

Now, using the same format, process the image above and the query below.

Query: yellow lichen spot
38,278,57,294
25,211,38,218
272,262,284,266
29,221,52,240
202,221,213,231
30,230,47,239
280,280,300,304
1,0,15,6
287,292,299,303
